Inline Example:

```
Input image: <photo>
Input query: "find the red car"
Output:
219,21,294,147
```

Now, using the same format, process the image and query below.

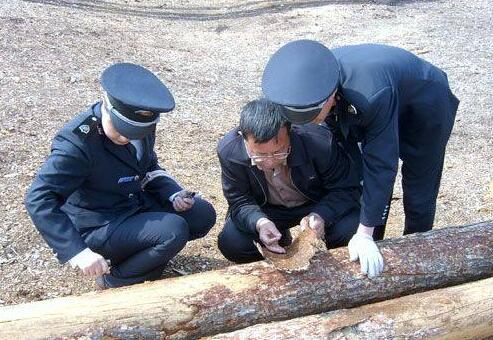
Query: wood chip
256,228,322,273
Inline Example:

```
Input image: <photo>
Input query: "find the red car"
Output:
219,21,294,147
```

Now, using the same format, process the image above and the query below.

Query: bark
0,221,492,339
209,277,493,339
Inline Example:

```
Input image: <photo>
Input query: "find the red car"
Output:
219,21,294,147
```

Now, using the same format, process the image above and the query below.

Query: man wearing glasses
217,99,362,263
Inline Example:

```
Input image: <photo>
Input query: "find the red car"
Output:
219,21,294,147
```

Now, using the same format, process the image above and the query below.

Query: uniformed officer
262,40,459,278
25,63,216,289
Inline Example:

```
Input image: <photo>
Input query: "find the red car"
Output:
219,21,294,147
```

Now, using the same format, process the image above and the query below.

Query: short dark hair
239,98,290,143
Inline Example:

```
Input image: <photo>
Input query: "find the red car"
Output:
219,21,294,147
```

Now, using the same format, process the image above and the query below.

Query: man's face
245,126,291,170
101,105,130,145
312,91,337,124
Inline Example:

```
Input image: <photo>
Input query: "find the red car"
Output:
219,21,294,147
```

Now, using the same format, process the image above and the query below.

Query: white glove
348,233,384,278
68,248,110,276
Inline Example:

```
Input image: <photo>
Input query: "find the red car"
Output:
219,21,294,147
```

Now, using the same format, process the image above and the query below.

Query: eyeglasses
249,147,291,163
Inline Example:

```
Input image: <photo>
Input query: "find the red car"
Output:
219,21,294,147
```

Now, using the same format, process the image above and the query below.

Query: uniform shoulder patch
72,115,98,139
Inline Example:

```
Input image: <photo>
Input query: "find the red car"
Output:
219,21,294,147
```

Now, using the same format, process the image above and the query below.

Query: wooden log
0,221,492,339
208,277,493,339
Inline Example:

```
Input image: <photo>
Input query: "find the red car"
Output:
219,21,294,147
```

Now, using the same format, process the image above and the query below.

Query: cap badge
79,124,90,134
136,110,154,117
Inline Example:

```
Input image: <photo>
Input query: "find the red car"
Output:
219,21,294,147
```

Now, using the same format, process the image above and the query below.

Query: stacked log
209,277,493,339
0,221,491,339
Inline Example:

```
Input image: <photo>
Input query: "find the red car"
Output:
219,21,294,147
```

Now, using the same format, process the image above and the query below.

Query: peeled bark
209,277,493,339
0,221,492,339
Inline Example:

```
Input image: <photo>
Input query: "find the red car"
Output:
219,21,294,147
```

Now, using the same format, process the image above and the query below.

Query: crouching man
217,99,371,266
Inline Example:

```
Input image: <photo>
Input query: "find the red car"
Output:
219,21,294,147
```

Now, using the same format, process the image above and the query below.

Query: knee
198,199,217,232
325,231,352,249
190,198,217,239
218,220,261,264
325,210,360,249
159,215,189,249
217,225,237,261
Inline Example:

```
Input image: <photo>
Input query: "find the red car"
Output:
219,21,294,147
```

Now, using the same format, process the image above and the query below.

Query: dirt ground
0,0,491,306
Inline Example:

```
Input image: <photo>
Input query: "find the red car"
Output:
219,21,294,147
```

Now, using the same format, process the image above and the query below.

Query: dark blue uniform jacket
328,44,459,227
217,124,361,234
25,102,183,263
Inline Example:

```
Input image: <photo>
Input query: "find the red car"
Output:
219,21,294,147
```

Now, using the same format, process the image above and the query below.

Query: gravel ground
0,0,491,306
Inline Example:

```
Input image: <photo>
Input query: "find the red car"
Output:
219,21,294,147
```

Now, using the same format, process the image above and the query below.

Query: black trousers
218,204,385,264
84,198,216,287
398,95,456,234
341,98,456,234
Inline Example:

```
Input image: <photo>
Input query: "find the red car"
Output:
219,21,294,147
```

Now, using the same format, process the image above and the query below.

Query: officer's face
245,126,291,170
101,109,130,145
312,91,337,124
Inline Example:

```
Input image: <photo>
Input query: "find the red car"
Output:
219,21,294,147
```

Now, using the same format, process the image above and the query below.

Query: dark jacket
217,124,361,234
328,44,460,227
25,102,182,263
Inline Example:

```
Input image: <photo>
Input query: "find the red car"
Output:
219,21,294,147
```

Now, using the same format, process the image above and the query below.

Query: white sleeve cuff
169,191,181,202
68,247,90,267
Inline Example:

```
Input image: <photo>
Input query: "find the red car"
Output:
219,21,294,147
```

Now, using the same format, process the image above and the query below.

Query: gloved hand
256,218,286,254
68,248,110,276
348,233,384,278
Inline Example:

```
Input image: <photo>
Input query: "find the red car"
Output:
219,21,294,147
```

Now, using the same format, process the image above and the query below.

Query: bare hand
256,218,285,254
172,190,195,212
300,213,325,238
69,248,110,277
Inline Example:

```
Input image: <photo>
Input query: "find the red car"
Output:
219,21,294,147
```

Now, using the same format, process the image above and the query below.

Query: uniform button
128,193,134,198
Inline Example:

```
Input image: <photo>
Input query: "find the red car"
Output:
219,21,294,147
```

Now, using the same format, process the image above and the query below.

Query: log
0,221,492,339
209,277,493,339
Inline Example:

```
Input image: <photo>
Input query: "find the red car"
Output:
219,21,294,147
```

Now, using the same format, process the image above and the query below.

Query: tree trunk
0,221,492,339
208,277,493,339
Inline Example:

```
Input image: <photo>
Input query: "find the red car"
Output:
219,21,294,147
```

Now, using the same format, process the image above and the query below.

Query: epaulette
72,115,99,139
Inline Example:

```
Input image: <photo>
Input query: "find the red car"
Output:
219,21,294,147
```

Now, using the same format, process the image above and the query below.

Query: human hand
300,213,325,238
68,248,110,277
348,232,384,278
256,218,285,254
172,190,195,212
